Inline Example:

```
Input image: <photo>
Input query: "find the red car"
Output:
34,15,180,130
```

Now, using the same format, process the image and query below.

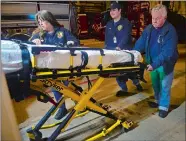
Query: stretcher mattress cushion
1,40,23,74
1,40,143,73
34,49,142,69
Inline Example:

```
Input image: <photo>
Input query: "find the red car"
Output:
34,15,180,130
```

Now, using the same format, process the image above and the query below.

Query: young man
30,10,79,120
134,4,179,118
105,2,143,96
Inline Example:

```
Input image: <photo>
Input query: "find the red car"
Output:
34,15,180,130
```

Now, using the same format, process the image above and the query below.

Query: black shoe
159,110,168,118
136,84,143,92
55,106,68,120
116,90,132,97
148,101,158,108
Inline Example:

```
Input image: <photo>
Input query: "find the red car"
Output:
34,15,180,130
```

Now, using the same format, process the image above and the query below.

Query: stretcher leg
86,120,133,141
48,77,106,140
48,109,76,141
86,120,122,141
26,98,66,141
27,77,134,141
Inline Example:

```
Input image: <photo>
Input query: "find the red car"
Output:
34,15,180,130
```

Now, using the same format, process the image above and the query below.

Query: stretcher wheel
102,104,111,110
121,120,133,132
28,130,43,141
29,138,47,141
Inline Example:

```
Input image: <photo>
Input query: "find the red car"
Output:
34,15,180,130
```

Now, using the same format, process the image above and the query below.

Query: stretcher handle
31,47,105,56
139,62,147,83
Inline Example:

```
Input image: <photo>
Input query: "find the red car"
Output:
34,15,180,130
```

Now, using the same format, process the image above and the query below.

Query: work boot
136,84,143,92
148,101,158,108
55,104,68,120
159,110,168,118
116,90,132,97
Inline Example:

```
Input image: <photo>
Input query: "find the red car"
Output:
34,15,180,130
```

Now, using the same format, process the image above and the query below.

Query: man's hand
116,47,121,51
67,41,74,46
32,39,42,45
147,64,153,71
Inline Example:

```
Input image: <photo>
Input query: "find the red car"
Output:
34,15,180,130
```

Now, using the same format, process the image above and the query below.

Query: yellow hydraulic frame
27,76,134,141
25,47,146,141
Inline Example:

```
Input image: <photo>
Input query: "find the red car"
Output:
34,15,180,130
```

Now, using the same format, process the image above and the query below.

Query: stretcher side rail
31,46,105,55
30,65,145,80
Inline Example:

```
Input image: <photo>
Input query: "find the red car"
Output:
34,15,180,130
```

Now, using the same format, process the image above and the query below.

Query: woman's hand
67,41,74,46
116,47,121,51
32,39,42,45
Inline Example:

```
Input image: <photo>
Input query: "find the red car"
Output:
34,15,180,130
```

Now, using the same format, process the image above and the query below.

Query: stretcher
2,40,147,141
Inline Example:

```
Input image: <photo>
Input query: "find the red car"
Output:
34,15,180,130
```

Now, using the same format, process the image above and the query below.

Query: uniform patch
117,25,123,31
57,31,63,38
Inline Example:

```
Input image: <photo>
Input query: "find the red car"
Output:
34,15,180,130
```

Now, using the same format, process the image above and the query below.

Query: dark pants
53,80,69,109
116,76,140,92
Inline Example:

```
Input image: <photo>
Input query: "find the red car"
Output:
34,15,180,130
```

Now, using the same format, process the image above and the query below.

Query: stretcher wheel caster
121,127,129,133
102,104,111,110
33,130,42,140
121,120,133,132
42,138,48,141
29,138,47,141
27,129,43,141
27,128,42,141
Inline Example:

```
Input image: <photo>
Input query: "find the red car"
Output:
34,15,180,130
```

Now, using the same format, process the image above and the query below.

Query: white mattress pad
1,40,143,74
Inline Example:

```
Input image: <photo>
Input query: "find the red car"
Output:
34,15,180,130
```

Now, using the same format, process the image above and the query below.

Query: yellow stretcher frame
27,74,135,141
22,47,146,141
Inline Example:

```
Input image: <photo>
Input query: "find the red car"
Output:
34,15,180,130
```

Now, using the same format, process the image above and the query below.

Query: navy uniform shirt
105,18,132,50
30,27,79,46
149,27,162,62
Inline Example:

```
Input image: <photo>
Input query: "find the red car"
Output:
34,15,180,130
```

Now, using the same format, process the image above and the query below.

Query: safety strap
73,51,88,71
80,51,88,68
6,42,31,102
20,44,31,99
71,51,88,75
122,50,135,64
86,76,92,90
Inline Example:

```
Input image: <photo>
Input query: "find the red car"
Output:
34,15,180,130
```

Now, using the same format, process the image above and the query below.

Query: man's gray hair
151,4,167,18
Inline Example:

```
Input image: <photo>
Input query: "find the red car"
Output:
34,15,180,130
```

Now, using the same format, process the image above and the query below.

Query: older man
134,4,179,118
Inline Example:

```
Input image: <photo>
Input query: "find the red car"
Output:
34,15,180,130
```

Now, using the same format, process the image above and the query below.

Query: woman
30,10,79,46
30,10,80,120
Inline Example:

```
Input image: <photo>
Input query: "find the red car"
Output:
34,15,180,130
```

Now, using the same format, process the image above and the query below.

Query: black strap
5,42,31,101
86,76,92,90
20,44,31,99
70,51,88,76
80,51,88,68
122,51,135,64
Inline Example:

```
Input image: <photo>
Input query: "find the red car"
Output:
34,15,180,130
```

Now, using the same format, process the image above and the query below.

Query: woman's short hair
151,4,167,18
35,10,61,28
